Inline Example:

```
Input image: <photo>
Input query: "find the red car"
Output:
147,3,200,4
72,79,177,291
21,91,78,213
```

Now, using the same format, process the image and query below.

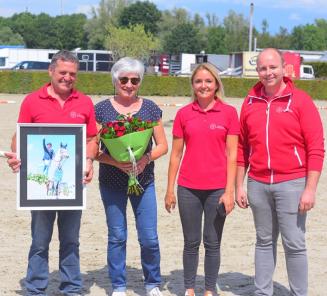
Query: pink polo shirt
173,99,239,190
18,83,97,137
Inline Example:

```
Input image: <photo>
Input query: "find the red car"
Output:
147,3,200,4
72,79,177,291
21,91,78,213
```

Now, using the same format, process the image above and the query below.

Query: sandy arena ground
0,94,326,296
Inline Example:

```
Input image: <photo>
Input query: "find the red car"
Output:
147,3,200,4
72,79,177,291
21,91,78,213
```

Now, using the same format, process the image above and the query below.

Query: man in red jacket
236,48,324,296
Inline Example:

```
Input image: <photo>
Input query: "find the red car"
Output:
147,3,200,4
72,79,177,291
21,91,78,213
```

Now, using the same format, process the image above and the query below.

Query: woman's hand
135,154,149,175
219,190,235,215
165,191,176,213
97,152,134,174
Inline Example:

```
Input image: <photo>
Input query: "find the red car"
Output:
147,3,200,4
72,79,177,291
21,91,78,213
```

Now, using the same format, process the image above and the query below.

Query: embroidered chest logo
275,106,293,113
210,123,226,130
70,111,85,119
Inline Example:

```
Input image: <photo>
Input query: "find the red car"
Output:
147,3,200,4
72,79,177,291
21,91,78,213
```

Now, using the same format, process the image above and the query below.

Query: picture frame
17,123,86,210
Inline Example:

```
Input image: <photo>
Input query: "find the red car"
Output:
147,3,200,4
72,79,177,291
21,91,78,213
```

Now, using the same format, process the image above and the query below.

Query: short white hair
111,57,145,85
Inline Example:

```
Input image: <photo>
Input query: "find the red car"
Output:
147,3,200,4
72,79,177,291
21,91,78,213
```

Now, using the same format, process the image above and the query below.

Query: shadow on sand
18,267,290,296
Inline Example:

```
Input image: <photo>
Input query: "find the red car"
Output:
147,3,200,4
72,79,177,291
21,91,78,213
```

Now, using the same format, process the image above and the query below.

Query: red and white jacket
237,77,324,184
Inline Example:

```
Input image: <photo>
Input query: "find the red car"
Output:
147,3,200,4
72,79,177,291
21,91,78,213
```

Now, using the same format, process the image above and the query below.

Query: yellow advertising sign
242,51,259,77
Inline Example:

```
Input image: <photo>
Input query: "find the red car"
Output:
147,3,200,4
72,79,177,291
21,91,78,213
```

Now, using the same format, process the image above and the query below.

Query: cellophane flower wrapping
99,114,157,196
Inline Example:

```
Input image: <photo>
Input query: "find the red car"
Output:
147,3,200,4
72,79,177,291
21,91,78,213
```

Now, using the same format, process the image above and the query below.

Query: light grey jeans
247,177,307,296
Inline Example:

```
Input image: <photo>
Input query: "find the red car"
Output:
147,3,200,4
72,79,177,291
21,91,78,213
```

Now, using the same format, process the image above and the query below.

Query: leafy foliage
118,1,161,35
0,26,24,45
223,10,249,52
105,24,160,61
163,23,203,54
84,0,131,49
27,173,48,185
206,26,227,54
1,71,327,99
0,4,326,52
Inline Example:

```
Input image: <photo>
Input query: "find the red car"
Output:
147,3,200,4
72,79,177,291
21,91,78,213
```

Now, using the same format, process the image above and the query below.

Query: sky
0,0,326,35
27,134,75,184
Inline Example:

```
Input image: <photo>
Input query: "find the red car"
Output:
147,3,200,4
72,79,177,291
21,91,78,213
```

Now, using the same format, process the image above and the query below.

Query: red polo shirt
173,99,239,190
18,83,97,137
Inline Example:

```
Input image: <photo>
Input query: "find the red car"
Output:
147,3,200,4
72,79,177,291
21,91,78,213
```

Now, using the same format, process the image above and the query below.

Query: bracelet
145,152,152,165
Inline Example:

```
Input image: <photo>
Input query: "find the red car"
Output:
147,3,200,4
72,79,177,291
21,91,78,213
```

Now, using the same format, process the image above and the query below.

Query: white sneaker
184,291,196,296
112,291,127,296
146,287,163,296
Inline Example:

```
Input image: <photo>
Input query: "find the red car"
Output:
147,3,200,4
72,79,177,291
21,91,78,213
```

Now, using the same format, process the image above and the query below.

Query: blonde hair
190,63,224,100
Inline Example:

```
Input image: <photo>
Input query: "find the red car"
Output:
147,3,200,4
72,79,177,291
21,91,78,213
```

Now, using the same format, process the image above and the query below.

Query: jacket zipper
294,146,303,166
248,94,292,184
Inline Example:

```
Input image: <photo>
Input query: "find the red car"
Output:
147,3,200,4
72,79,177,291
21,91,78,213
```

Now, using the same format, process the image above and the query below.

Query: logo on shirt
210,123,226,130
70,111,85,120
275,107,293,113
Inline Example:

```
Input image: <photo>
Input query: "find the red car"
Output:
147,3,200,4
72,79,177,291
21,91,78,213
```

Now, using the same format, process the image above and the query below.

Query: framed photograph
17,123,86,210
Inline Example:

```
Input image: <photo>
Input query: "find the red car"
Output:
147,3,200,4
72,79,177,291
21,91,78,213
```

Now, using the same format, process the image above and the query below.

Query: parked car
12,61,50,70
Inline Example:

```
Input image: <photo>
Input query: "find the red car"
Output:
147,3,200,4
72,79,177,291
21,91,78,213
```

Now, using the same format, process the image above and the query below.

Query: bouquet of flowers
99,114,158,195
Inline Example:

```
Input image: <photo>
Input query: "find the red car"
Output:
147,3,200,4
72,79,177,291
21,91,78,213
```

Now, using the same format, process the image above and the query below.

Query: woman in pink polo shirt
165,63,239,296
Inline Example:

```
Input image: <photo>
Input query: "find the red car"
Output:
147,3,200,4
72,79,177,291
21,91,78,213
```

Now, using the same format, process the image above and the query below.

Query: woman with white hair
95,57,168,296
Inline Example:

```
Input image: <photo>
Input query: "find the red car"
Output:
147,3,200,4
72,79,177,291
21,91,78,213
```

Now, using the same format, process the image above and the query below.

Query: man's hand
236,186,249,209
4,151,21,173
83,158,94,184
299,188,315,214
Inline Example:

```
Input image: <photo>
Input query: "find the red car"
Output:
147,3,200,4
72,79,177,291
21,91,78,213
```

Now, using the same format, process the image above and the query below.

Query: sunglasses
118,77,141,85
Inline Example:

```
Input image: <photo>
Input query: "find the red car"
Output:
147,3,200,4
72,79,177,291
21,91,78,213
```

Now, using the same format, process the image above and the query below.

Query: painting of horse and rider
26,134,76,200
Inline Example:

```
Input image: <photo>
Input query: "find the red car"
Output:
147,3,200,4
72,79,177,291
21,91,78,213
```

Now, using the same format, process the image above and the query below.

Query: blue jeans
25,210,82,296
248,177,307,296
99,182,161,292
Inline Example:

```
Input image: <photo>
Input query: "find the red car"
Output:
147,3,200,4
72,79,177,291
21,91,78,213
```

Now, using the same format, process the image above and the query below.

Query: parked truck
224,51,315,79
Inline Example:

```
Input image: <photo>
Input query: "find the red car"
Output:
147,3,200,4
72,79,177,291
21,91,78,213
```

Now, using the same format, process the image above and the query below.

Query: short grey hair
111,57,144,85
50,50,79,69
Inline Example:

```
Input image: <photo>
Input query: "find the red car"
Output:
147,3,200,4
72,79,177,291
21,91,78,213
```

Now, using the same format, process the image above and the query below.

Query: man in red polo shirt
6,50,98,296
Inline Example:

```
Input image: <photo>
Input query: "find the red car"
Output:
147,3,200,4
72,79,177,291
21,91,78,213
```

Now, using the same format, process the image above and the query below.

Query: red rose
101,128,109,134
113,123,120,131
116,130,125,137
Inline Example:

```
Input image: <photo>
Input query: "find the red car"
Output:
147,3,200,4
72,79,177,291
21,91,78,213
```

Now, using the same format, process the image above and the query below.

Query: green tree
162,23,203,54
223,10,249,52
118,1,161,35
0,26,24,45
157,8,191,50
206,13,219,27
315,18,327,41
55,14,88,49
291,24,325,50
206,26,227,54
105,24,160,61
272,27,291,49
257,19,273,48
9,12,38,47
84,0,131,49
32,13,60,48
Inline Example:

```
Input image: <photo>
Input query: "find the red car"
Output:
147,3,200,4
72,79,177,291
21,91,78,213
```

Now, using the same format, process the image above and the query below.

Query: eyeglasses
118,77,141,85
